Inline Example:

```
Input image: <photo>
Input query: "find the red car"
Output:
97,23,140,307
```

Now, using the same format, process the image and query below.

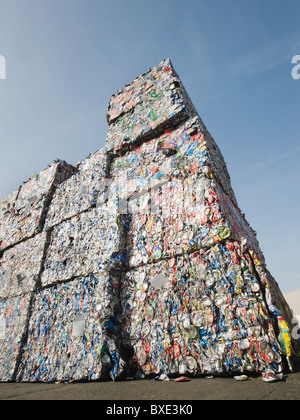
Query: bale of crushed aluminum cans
0,161,76,251
110,117,206,197
123,175,261,268
45,149,109,230
16,272,126,382
124,179,209,267
120,247,287,381
105,58,197,154
0,189,19,249
0,293,33,382
110,114,234,201
110,113,261,267
0,232,46,300
41,208,124,288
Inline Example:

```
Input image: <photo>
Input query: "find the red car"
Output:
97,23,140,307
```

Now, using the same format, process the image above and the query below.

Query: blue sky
0,0,299,292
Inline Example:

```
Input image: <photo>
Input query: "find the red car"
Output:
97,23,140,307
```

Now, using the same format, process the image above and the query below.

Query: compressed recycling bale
108,112,261,268
0,232,47,299
120,244,284,379
105,58,197,153
215,181,260,253
123,172,262,268
106,57,235,203
0,189,19,248
110,116,207,198
16,272,126,382
45,148,109,230
124,176,225,267
0,161,76,250
42,208,124,287
110,114,237,204
0,293,32,381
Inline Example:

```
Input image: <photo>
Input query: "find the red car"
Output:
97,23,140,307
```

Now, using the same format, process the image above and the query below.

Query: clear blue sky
0,0,299,292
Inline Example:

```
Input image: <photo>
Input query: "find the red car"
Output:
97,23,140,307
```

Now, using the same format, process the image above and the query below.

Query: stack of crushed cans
0,59,298,383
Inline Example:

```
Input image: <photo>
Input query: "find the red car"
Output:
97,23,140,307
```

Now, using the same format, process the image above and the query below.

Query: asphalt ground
1,363,300,402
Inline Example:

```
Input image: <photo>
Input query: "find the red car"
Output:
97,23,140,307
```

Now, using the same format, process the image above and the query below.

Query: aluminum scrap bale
0,189,19,250
0,293,32,381
124,175,250,268
108,114,262,268
42,208,124,287
16,272,125,382
120,244,284,379
0,161,75,251
105,58,197,153
124,175,233,268
110,116,207,199
0,232,47,300
215,181,261,256
45,148,109,230
115,163,262,268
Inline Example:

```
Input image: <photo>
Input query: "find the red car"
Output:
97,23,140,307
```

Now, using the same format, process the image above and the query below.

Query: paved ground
1,364,300,401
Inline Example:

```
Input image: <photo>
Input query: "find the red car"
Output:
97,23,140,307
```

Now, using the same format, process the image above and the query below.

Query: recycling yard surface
1,364,300,400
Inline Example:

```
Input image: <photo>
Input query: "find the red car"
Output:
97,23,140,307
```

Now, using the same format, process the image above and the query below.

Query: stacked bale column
0,161,75,381
15,150,127,382
106,59,297,380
